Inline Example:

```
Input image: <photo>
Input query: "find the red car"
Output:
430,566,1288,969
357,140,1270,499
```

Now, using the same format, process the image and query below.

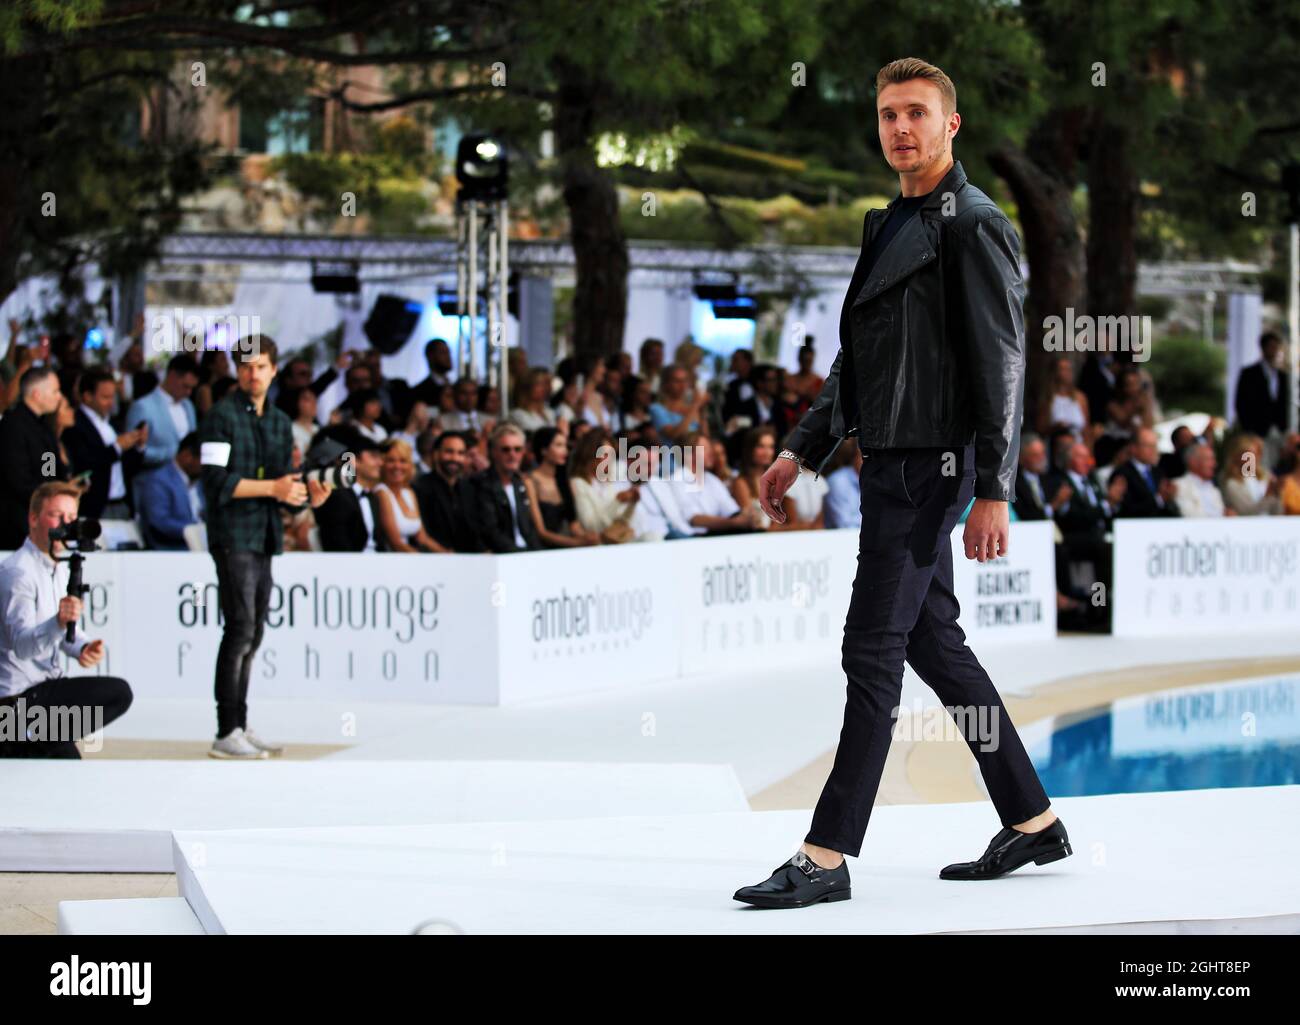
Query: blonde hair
1220,432,1264,484
30,481,81,519
381,437,414,465
875,58,957,116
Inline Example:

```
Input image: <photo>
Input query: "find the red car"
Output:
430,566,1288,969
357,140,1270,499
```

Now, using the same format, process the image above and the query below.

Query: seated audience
137,432,204,550
375,438,446,552
823,440,863,529
1220,432,1282,516
313,433,385,551
523,427,596,548
412,431,481,552
1114,427,1180,517
640,430,756,538
1173,441,1229,517
471,423,542,552
568,429,645,543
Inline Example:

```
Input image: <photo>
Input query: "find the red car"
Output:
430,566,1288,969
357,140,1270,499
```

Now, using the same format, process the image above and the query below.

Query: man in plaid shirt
199,337,331,758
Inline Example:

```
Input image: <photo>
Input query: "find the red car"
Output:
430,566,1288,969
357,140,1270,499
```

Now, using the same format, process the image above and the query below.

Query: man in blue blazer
137,432,205,549
126,354,200,471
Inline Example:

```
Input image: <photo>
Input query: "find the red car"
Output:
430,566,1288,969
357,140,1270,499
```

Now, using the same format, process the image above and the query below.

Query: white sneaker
209,727,269,759
241,726,284,757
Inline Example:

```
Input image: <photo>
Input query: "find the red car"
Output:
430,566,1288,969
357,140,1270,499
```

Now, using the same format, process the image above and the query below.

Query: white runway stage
119,784,1300,934
17,627,1300,934
2,761,748,872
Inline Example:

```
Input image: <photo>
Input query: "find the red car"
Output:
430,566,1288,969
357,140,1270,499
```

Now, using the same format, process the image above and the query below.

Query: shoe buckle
791,851,817,877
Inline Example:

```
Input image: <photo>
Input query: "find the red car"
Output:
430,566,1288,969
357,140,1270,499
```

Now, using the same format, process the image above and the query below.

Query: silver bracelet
777,449,805,475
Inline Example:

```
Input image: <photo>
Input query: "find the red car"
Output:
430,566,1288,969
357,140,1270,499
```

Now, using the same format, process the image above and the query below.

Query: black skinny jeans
212,548,274,739
805,444,1052,858
0,676,133,758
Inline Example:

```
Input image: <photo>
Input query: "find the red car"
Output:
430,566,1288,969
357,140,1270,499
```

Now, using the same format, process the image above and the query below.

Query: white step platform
169,784,1300,934
1,760,747,873
58,897,205,936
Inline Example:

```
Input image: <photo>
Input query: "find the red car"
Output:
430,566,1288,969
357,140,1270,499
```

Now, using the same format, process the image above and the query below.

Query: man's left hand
78,639,105,669
963,498,1009,563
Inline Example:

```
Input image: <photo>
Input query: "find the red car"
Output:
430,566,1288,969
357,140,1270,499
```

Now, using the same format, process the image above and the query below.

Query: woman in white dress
374,438,447,553
1036,356,1090,442
507,367,559,433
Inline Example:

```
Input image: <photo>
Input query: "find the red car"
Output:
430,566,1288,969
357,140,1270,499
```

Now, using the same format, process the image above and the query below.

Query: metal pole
1290,220,1299,435
465,199,478,380
499,200,510,416
486,211,498,389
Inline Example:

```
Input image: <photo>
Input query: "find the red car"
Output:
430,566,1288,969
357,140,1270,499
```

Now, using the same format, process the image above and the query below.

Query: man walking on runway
734,58,1069,909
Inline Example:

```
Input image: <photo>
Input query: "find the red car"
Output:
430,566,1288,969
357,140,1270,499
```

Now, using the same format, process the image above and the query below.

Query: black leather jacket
784,160,1027,502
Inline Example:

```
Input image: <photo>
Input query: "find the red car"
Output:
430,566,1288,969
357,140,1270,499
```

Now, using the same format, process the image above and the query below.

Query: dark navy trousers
805,444,1051,858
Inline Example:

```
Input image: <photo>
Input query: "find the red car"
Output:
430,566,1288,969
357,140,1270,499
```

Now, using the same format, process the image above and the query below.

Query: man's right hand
271,473,308,505
58,595,82,627
759,457,800,524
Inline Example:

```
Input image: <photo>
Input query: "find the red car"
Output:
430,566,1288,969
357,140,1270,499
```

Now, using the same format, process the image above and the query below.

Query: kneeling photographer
0,482,132,758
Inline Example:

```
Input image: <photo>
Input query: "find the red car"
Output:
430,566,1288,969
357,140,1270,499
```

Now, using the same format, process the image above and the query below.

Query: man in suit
0,367,68,549
137,431,204,549
404,337,454,419
1114,427,1180,517
413,431,481,552
471,423,541,553
1157,425,1196,480
1234,331,1290,439
1012,432,1070,522
721,348,755,422
63,368,148,520
126,354,200,472
313,433,385,551
1048,441,1124,628
1079,350,1119,428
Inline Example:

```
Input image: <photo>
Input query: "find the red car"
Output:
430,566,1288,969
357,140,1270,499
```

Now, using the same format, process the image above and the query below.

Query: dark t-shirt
860,191,930,286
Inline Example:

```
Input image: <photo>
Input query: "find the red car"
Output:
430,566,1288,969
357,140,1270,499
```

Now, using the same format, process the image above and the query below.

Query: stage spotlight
710,295,758,320
456,133,509,201
311,260,361,294
364,295,423,354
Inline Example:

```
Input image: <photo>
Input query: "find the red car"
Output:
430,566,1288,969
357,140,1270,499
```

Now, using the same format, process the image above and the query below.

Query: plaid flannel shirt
198,389,295,554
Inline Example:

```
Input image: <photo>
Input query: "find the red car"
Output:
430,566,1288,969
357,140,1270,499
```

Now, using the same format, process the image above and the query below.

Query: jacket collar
881,158,967,213
851,164,965,310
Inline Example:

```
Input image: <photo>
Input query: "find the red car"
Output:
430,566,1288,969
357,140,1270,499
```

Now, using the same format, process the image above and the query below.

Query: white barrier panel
951,519,1056,644
1112,518,1300,637
4,521,1054,706
494,544,678,703
674,530,856,677
32,552,501,704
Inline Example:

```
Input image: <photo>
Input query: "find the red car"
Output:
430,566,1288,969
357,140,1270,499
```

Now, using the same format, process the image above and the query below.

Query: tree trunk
553,58,628,363
1085,113,1139,321
0,53,47,308
986,115,1088,429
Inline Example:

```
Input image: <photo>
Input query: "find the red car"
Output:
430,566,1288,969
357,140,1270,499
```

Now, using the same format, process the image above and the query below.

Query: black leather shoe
940,817,1072,880
733,850,851,908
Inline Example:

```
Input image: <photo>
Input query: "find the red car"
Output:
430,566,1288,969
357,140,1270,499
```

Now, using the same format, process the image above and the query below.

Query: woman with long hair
730,425,822,530
568,428,642,543
508,367,559,433
1219,432,1282,515
1036,356,1090,441
523,426,597,547
374,438,447,552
